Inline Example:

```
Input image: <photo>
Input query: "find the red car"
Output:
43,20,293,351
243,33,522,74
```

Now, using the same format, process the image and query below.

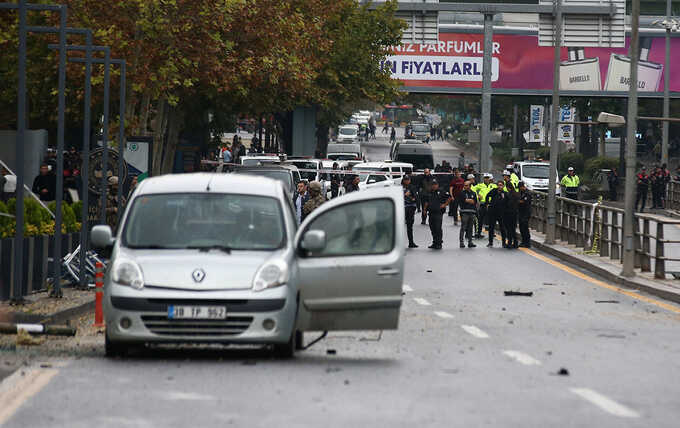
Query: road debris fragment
595,300,620,304
504,291,533,297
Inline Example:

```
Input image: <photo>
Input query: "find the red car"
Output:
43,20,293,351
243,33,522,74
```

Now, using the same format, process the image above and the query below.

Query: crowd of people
401,167,532,250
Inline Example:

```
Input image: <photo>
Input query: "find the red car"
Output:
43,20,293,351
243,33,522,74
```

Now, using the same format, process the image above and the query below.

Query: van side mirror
91,225,115,248
300,230,326,252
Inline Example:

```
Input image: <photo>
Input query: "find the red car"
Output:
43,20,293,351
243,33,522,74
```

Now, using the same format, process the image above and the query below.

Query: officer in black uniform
402,175,418,248
518,181,532,247
423,179,452,250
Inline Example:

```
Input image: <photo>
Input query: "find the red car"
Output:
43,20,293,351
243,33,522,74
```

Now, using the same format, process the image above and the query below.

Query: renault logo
192,269,206,283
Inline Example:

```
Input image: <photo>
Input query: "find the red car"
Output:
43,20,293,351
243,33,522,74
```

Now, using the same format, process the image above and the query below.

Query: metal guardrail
529,191,680,279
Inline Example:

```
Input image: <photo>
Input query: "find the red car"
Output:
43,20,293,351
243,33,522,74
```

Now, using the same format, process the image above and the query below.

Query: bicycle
47,245,106,290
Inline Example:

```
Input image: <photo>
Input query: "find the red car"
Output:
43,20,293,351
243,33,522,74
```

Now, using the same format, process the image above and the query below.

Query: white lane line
503,350,542,366
434,311,454,319
403,284,413,292
570,388,640,418
0,368,60,425
461,325,489,338
413,297,431,306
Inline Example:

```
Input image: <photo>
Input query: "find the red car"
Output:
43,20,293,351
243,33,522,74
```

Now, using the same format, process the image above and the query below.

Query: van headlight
253,260,289,292
111,258,145,290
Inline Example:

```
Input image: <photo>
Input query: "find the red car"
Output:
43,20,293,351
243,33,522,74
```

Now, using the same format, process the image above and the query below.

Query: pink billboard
383,31,680,93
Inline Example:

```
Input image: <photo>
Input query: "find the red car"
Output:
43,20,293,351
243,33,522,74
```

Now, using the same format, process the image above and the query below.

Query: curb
39,298,95,326
530,238,680,304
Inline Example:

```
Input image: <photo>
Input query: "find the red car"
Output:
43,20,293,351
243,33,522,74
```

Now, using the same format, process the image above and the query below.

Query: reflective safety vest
560,174,580,188
474,182,496,202
510,173,520,189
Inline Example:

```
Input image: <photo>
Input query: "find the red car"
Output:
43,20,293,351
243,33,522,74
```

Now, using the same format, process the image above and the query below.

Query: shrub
535,147,550,160
72,201,83,223
583,157,620,180
559,152,584,175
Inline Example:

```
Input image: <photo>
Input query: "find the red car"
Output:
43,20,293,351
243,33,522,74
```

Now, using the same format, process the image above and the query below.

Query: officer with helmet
472,173,496,238
506,164,519,189
560,166,580,200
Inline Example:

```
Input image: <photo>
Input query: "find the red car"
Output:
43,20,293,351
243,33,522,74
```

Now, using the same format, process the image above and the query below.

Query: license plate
167,305,227,320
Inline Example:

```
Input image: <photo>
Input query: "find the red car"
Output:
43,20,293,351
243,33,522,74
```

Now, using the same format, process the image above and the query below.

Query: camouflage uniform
302,181,325,220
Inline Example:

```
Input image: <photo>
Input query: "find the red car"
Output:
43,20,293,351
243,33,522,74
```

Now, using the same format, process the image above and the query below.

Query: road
2,134,680,427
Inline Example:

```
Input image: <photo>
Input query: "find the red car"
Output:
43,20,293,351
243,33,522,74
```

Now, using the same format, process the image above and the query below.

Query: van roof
135,173,284,198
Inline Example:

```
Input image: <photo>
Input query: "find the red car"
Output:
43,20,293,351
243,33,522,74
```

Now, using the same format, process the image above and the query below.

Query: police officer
503,182,519,249
506,164,519,189
518,181,532,248
402,175,418,248
302,181,325,220
485,180,507,247
560,166,580,200
472,173,495,238
455,180,478,248
424,179,451,250
420,168,434,225
636,166,649,212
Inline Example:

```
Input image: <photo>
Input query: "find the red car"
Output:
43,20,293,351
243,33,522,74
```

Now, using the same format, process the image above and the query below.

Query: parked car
91,173,404,358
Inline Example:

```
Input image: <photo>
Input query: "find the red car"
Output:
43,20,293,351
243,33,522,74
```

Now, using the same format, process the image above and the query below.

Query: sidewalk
529,229,680,304
0,288,94,326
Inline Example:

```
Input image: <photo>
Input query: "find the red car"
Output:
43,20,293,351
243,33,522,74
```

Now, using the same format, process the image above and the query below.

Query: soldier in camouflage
303,181,326,221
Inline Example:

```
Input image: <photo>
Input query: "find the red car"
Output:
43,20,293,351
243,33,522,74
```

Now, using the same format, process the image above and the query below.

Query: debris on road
595,300,620,304
325,367,342,373
598,334,626,339
16,329,44,346
554,367,570,376
426,270,432,273
504,291,534,297
326,349,337,355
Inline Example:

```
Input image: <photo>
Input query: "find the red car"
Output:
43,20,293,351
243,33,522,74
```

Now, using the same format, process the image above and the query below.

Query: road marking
570,388,640,418
403,284,413,292
434,311,454,319
0,367,59,425
502,350,541,366
413,297,431,306
461,325,489,338
520,247,680,315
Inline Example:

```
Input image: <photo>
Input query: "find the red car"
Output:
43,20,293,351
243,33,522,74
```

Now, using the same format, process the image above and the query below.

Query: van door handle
377,268,400,277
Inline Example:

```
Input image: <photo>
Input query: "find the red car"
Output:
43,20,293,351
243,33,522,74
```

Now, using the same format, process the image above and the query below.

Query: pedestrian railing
667,180,680,211
529,191,680,279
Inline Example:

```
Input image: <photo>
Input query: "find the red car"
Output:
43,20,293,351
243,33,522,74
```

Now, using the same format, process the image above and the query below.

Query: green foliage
72,201,84,223
0,199,81,238
583,157,620,180
559,152,585,175
535,147,551,160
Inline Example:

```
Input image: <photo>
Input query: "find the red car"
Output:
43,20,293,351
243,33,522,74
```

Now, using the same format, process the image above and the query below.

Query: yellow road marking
519,247,680,315
0,367,59,425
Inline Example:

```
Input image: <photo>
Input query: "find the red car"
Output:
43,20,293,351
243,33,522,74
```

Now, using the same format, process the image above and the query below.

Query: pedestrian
330,162,340,199
423,179,451,250
472,173,495,238
518,181,532,248
222,146,232,163
503,182,519,249
458,152,465,170
607,168,619,201
382,123,389,134
345,175,360,194
390,127,396,144
106,176,126,231
127,175,139,200
303,181,325,221
651,166,665,209
420,168,434,225
402,175,418,248
294,181,310,224
485,180,507,248
636,166,649,212
448,170,464,223
560,166,580,200
456,180,478,248
32,163,56,201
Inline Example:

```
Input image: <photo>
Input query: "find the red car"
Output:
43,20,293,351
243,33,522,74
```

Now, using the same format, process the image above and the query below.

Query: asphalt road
2,135,680,427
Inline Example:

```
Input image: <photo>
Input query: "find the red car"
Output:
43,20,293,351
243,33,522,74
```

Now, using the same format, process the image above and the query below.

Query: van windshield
328,154,360,160
396,154,434,170
123,194,285,250
522,165,550,179
412,124,429,133
339,128,356,136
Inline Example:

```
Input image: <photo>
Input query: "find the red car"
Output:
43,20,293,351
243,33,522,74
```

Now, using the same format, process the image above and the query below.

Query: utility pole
480,13,494,173
545,0,563,245
622,0,640,278
662,0,671,166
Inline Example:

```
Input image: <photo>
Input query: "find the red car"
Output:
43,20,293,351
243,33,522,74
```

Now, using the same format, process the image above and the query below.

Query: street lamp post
622,0,641,278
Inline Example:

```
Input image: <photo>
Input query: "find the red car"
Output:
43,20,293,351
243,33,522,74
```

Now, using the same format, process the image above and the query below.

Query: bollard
93,261,104,327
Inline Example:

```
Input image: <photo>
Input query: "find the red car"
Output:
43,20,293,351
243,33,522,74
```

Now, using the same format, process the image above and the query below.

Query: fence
529,191,680,279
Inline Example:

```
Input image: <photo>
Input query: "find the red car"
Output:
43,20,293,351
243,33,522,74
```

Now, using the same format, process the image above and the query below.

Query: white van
352,161,414,189
337,125,359,143
512,161,560,195
327,142,362,161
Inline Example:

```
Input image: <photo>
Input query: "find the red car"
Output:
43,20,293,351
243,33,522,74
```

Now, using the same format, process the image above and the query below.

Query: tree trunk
151,98,167,176
139,93,151,136
316,125,330,157
125,26,143,125
160,105,184,174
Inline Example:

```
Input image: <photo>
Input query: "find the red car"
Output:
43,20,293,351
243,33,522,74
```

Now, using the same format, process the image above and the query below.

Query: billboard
384,31,680,94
